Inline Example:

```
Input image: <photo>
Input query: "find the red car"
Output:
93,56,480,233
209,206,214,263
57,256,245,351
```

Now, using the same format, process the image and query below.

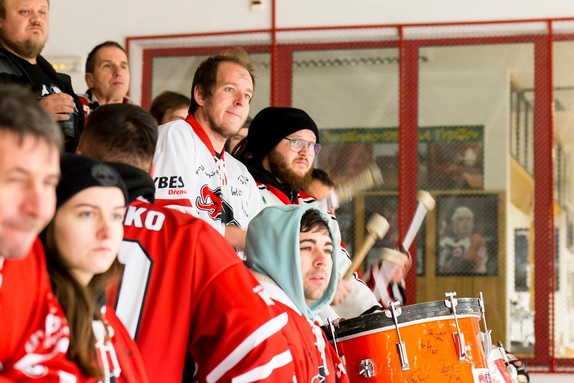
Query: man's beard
303,269,330,303
203,101,242,140
0,33,45,60
268,150,313,191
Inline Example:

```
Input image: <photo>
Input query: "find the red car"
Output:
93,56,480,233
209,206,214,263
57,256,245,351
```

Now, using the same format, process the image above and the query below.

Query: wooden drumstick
343,214,390,280
401,190,435,251
332,163,384,209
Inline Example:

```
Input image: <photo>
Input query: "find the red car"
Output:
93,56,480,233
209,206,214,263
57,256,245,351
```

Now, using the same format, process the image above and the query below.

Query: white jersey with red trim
256,183,381,319
152,115,264,239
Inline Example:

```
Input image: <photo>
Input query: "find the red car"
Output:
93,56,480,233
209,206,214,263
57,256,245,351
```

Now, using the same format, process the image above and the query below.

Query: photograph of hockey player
233,106,381,319
0,85,78,381
42,154,149,383
438,205,489,274
152,47,263,254
77,103,295,383
245,205,349,383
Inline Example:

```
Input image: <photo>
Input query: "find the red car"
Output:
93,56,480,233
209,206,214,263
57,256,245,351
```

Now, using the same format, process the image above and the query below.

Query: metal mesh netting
147,20,574,370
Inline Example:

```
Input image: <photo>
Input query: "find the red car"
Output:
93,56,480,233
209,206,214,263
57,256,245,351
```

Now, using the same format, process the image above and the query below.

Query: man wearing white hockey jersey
152,48,263,253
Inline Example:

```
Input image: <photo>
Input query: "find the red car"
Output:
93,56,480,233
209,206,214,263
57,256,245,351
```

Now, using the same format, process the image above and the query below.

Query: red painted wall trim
398,28,420,304
529,30,554,369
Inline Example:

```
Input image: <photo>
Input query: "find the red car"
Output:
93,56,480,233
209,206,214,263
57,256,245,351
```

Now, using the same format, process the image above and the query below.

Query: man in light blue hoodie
245,205,349,383
234,106,381,319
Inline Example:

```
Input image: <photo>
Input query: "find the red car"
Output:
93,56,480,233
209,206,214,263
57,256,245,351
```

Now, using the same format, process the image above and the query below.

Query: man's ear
85,73,94,89
193,86,205,106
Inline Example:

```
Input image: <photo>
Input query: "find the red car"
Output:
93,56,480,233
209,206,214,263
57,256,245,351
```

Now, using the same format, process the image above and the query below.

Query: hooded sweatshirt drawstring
309,319,330,377
93,306,121,383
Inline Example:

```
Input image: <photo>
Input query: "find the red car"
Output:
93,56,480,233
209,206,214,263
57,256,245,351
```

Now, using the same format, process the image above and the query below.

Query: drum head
325,297,482,341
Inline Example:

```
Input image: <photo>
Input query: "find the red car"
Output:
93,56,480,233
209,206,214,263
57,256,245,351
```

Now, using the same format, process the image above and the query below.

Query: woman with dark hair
42,153,148,383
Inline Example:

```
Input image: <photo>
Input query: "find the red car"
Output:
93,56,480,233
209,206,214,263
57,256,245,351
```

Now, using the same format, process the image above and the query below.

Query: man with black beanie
234,106,381,319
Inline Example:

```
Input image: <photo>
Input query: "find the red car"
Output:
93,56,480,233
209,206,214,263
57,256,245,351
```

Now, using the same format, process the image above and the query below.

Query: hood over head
245,204,339,319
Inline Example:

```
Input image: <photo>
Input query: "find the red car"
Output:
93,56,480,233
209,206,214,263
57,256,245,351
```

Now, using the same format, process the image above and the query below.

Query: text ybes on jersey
154,176,186,196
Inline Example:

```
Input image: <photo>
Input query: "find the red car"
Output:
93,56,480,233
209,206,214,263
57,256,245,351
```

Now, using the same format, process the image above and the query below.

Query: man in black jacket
0,0,84,152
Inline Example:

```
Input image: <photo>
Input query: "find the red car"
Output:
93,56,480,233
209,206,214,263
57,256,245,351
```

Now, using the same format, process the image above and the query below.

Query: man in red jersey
77,103,295,383
245,205,349,383
0,85,78,382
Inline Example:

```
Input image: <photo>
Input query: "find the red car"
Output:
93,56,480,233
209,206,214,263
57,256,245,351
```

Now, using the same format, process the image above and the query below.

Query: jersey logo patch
196,185,238,225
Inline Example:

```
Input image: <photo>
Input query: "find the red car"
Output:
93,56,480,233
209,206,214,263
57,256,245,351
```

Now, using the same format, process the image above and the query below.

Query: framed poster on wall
435,193,499,276
317,125,484,192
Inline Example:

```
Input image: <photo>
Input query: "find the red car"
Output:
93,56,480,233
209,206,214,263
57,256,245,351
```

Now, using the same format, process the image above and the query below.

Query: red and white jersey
257,183,380,319
256,278,349,383
363,263,407,309
152,115,264,239
78,90,132,126
0,239,78,382
79,305,148,383
112,198,294,383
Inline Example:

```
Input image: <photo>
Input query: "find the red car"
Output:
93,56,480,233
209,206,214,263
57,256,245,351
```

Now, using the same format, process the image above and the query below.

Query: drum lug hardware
396,341,410,371
388,301,410,370
497,341,518,381
384,305,402,318
445,292,466,360
478,292,492,358
453,332,466,361
359,358,375,378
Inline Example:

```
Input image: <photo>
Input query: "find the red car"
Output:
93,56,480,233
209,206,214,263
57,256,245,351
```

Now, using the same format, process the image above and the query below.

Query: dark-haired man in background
79,40,131,121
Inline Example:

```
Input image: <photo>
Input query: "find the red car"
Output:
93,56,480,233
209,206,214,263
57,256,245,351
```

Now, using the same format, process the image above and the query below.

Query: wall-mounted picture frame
426,141,484,190
514,228,529,291
316,126,484,192
436,193,499,276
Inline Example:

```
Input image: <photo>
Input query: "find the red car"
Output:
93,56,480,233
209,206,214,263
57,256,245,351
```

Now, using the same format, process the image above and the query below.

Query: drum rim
331,313,481,342
325,297,483,341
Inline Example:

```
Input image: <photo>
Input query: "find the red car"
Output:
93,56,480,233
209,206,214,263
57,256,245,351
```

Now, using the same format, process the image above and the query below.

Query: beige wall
44,0,574,91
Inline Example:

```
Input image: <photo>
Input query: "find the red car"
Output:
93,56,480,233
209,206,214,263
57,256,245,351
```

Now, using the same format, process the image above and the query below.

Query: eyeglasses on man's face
282,137,321,156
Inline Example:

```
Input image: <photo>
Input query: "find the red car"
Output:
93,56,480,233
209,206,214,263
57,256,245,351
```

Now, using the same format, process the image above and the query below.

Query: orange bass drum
324,297,491,382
